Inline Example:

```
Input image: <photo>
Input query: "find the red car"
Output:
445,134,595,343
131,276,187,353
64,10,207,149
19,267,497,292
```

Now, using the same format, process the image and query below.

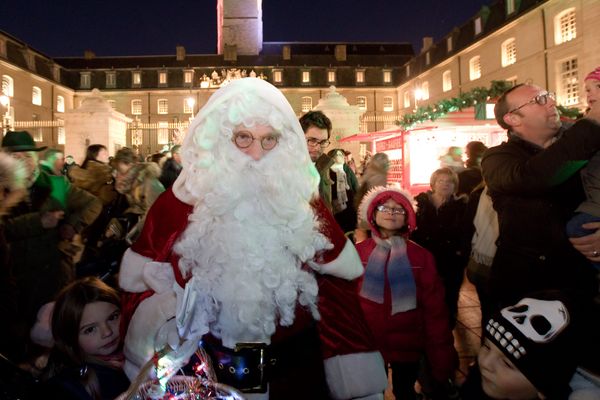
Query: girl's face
478,338,541,399
78,301,121,357
374,199,406,238
585,79,600,108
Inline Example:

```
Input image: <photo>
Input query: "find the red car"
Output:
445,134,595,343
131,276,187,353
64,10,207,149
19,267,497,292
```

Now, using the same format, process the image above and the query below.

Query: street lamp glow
414,89,424,101
186,97,196,109
0,94,9,107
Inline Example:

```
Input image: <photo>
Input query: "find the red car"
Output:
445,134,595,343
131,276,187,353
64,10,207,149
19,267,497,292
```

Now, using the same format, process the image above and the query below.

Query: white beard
174,144,331,348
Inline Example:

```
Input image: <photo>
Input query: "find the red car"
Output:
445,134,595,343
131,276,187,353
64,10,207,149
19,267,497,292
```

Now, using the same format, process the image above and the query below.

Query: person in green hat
1,130,102,368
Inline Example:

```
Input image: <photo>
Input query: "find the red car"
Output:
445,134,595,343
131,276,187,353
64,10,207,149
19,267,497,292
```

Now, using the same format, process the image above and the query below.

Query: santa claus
119,78,387,399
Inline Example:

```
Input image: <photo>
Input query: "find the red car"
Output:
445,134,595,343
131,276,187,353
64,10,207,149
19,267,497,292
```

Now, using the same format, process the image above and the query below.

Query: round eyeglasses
306,137,330,148
232,131,280,150
508,91,555,114
376,205,406,216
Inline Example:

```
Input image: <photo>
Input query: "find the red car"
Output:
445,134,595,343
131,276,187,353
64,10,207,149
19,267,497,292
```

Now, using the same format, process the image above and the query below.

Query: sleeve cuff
311,239,363,280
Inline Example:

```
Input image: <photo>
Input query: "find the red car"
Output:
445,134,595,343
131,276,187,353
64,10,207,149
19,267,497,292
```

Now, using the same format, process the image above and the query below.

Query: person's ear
503,112,519,127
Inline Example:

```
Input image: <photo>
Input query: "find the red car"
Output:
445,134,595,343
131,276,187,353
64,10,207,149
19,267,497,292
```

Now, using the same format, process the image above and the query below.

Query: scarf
471,186,498,266
360,236,417,314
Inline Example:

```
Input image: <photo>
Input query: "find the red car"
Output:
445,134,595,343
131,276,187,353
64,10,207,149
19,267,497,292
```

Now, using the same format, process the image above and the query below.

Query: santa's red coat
119,188,387,399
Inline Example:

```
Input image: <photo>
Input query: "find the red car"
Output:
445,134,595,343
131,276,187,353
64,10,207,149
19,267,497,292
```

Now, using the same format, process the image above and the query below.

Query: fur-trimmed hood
357,185,417,237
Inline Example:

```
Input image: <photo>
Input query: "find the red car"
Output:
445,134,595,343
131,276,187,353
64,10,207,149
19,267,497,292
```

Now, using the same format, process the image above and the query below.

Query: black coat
481,120,600,309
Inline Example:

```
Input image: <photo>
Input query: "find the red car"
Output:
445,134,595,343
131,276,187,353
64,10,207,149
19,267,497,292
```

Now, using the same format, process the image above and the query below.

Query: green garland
396,80,582,128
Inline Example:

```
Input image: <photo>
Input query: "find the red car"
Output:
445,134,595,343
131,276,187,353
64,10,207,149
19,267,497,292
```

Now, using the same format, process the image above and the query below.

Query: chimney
176,45,186,61
335,45,347,61
224,44,237,61
421,37,433,54
84,50,96,60
282,45,291,60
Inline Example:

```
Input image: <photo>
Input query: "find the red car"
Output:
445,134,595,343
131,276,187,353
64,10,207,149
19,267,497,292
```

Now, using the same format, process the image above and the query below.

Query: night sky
1,0,492,57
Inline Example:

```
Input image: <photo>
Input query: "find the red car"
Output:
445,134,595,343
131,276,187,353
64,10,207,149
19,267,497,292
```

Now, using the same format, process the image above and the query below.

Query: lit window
32,128,43,142
80,72,91,89
107,100,116,110
425,52,430,66
443,70,452,92
383,70,392,83
356,96,367,110
131,99,142,115
447,37,453,53
183,98,193,114
57,120,65,145
555,8,576,45
159,71,168,86
132,71,141,86
506,0,515,15
273,69,282,83
301,96,313,112
302,71,310,84
356,70,365,84
32,86,42,106
328,70,336,83
501,38,517,67
184,70,193,84
2,75,14,97
158,121,169,144
474,17,482,35
106,71,116,88
383,96,393,112
405,64,410,77
403,91,410,108
56,95,65,112
421,82,429,100
559,57,579,106
469,56,481,81
158,99,168,114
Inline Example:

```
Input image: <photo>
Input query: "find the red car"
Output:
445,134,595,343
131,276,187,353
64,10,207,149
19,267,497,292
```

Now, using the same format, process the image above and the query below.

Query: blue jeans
567,212,600,271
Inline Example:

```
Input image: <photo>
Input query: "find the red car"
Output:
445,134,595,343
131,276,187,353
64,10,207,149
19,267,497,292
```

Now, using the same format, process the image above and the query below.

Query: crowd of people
0,72,600,400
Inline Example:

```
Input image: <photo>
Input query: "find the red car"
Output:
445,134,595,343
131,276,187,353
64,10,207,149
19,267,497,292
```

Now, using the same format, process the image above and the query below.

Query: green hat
1,131,47,152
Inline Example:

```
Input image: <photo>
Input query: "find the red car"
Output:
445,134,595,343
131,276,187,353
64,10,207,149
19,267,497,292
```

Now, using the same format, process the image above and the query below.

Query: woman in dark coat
410,167,468,326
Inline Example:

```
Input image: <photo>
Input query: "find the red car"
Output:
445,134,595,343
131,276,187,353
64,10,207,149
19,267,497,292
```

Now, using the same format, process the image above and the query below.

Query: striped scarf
360,236,417,314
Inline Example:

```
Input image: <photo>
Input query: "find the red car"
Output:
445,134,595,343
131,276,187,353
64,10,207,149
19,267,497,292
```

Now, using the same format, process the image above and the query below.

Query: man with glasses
482,83,600,312
300,111,334,210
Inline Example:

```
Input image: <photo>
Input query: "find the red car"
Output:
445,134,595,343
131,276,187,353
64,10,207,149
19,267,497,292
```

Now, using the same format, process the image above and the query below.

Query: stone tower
217,0,263,56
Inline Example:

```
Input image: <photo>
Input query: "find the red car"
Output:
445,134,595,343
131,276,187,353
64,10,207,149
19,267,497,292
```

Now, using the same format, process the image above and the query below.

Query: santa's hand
569,222,600,261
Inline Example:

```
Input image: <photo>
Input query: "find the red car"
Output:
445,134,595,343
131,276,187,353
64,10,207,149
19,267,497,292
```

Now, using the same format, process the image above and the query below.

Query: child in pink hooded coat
355,185,458,399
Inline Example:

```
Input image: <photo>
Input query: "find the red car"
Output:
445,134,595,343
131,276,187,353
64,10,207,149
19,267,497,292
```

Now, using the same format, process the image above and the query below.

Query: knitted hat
585,66,600,82
358,185,417,237
484,294,579,398
1,131,47,152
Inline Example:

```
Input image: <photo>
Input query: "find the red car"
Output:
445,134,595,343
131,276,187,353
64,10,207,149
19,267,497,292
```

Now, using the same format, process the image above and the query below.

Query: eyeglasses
376,205,406,216
306,137,330,148
232,131,280,150
508,91,556,114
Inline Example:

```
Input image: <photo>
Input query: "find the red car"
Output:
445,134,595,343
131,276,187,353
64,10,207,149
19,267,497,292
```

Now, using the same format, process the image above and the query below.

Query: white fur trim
119,248,174,293
309,239,363,280
123,291,178,380
324,351,387,399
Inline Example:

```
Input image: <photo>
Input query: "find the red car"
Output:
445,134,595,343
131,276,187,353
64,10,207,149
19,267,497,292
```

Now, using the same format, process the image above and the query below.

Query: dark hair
149,152,166,165
299,111,332,139
113,147,136,165
82,144,107,169
494,83,526,130
47,277,121,399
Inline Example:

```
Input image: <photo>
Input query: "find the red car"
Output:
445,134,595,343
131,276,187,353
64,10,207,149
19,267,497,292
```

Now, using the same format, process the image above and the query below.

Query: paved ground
384,274,482,399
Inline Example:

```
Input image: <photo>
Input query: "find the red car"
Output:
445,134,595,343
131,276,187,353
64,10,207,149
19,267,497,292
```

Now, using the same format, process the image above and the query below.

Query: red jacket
355,237,458,382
